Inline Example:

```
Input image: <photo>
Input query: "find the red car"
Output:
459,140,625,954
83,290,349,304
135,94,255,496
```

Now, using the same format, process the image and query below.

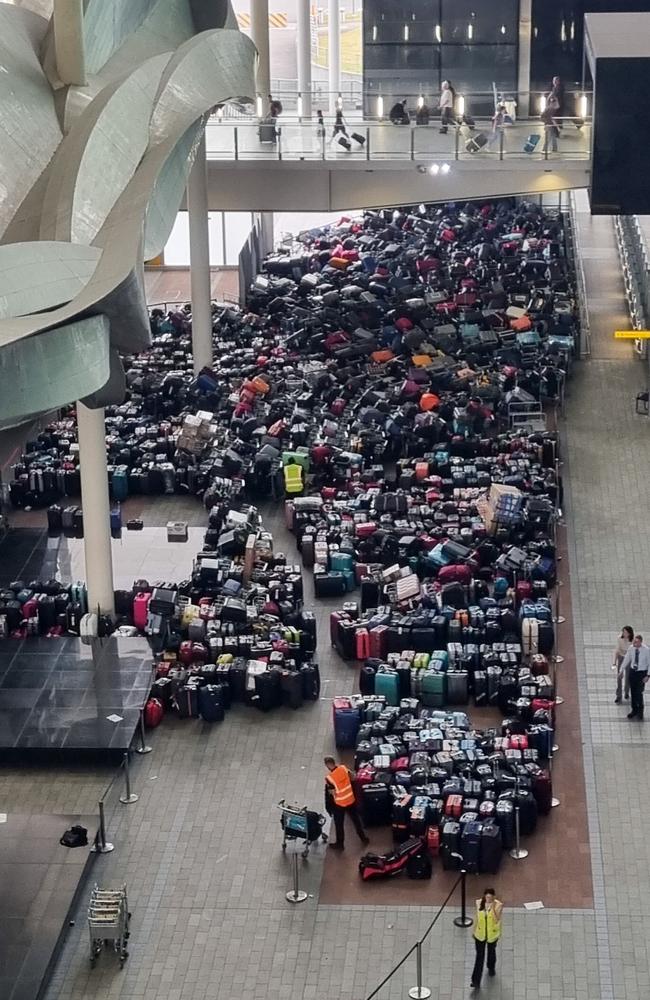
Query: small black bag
60,825,88,848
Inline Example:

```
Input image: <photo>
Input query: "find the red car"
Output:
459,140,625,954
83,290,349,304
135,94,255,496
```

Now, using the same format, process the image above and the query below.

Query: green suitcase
421,670,447,708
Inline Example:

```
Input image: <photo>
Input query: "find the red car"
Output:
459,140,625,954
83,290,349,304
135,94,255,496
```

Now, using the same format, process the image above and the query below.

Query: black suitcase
461,820,482,873
479,822,502,874
447,670,469,705
466,132,488,153
175,683,200,718
314,572,346,598
474,669,487,706
361,783,392,826
360,664,376,696
280,669,304,709
335,620,357,659
47,505,62,533
515,790,538,835
37,595,56,631
360,579,381,612
300,662,320,700
441,820,461,869
255,669,282,712
495,798,515,849
350,131,366,146
229,659,247,701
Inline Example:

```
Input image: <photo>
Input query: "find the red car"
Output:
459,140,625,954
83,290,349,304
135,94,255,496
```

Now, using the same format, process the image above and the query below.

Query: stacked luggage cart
88,884,130,968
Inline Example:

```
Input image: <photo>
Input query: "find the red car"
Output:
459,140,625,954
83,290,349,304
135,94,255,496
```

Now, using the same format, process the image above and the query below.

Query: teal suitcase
375,670,400,706
421,670,447,708
331,552,354,573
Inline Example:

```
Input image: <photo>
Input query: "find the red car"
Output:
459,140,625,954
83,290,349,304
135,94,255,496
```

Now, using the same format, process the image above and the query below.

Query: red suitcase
532,769,553,815
133,592,151,631
445,794,463,818
330,611,348,645
356,766,376,785
515,580,532,605
144,698,164,728
330,398,346,416
356,628,370,660
369,624,388,659
22,597,38,619
356,522,377,538
391,755,410,772
438,564,472,585
426,826,441,855
530,653,549,676
415,462,429,480
179,640,194,665
509,734,528,750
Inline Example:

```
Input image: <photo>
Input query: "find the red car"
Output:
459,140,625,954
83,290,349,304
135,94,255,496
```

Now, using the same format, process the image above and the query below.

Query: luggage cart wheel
321,833,328,843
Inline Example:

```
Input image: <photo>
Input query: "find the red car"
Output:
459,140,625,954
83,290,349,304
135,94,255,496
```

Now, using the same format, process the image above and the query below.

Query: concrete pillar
297,0,312,117
187,134,213,375
328,0,341,115
260,212,275,256
76,402,115,618
251,0,271,107
518,0,532,119
53,0,86,86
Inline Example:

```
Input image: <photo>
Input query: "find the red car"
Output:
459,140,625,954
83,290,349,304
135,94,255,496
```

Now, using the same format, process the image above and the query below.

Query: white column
518,0,532,119
297,0,312,117
187,134,213,375
328,0,341,114
251,0,271,107
53,0,86,86
76,402,115,617
260,212,275,256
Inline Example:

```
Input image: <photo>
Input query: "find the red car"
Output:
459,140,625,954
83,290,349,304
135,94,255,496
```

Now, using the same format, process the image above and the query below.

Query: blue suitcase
524,133,541,154
333,700,360,748
461,819,483,873
110,507,122,538
70,581,88,614
112,466,129,501
375,670,400,706
198,685,225,722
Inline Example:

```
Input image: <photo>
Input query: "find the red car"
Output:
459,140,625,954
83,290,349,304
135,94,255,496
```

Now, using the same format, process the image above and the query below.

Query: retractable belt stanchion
408,942,431,1000
548,744,560,808
453,869,473,928
509,777,529,860
286,850,307,904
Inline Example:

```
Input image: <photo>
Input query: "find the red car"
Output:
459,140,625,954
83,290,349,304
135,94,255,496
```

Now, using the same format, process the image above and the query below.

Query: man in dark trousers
324,756,369,850
620,634,650,720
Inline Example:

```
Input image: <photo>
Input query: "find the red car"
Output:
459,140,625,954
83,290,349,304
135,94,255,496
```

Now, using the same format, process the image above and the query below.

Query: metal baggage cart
278,799,328,858
88,884,131,968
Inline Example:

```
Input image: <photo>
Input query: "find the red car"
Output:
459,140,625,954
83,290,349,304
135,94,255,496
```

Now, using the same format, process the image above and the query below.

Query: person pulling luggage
283,457,304,496
471,888,503,990
324,756,369,850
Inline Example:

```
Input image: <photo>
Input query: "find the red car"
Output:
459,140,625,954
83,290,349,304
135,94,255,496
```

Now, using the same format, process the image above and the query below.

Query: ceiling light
457,95,465,117
435,23,441,42
429,164,440,175
256,95,263,117
441,163,450,174
297,95,303,118
467,23,473,40
417,95,424,109
539,95,547,113
579,94,587,118
403,24,409,41
376,95,384,119
372,24,377,40
500,24,506,35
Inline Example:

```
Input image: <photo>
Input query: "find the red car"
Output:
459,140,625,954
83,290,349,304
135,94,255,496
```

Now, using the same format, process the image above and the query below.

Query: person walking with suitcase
541,106,559,153
331,108,350,148
324,756,369,850
471,888,503,990
438,79,456,134
613,625,633,703
620,634,650,719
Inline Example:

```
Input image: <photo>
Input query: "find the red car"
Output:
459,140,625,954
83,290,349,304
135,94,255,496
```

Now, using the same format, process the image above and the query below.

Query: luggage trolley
278,799,328,858
88,884,131,968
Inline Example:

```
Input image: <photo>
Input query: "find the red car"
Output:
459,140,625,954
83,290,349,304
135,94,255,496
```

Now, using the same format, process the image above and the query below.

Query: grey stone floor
4,212,649,999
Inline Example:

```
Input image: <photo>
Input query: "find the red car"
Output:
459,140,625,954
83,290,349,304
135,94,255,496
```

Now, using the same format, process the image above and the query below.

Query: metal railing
205,117,591,164
614,215,650,361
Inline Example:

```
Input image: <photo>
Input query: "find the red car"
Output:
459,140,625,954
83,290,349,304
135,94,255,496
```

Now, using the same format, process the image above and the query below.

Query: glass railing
205,117,591,164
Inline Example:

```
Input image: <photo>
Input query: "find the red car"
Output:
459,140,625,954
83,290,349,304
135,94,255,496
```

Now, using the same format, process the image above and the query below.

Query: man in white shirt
621,634,650,720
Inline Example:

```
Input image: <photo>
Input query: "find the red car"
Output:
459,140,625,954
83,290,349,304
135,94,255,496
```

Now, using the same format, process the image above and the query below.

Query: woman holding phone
471,887,503,989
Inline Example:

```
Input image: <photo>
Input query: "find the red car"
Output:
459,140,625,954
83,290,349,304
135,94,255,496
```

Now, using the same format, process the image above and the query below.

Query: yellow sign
614,331,650,339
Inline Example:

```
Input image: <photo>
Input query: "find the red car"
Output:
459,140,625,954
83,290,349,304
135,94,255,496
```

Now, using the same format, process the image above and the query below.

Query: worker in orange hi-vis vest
324,756,369,850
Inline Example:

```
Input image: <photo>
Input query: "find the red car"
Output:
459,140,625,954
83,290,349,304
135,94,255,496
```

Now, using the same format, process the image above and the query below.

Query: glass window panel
440,0,519,44
364,44,436,73
440,44,517,94
364,0,438,44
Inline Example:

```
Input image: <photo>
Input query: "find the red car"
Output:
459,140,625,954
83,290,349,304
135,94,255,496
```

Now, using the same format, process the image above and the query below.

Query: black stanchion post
453,870,473,928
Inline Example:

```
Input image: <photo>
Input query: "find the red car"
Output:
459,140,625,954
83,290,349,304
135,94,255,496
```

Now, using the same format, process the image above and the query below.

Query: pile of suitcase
333,694,555,876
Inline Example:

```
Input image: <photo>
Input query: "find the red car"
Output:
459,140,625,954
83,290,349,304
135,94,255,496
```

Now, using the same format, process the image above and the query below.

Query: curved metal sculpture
0,0,255,427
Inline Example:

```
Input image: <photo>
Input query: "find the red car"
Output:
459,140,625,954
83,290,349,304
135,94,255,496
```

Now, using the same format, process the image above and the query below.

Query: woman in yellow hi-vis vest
283,458,304,496
470,888,503,990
